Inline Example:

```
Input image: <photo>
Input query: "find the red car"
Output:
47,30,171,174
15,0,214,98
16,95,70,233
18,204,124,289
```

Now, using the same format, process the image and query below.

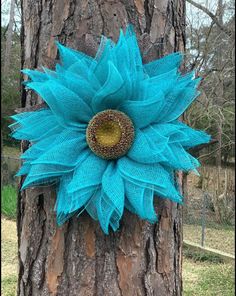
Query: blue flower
10,26,210,234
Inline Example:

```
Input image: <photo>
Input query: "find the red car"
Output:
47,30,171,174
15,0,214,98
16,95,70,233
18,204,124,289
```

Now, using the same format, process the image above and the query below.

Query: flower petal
67,152,108,193
56,173,95,226
55,65,96,104
31,130,87,167
171,121,211,148
114,26,143,82
92,62,125,113
67,61,101,90
21,141,89,190
148,68,180,95
127,129,168,163
119,90,165,128
124,181,157,222
92,38,114,85
118,157,181,202
56,41,95,69
102,162,124,217
95,190,115,234
159,143,200,172
144,52,183,77
21,69,48,83
87,187,123,234
84,189,100,221
27,81,93,127
10,109,62,141
21,168,62,190
149,121,210,148
124,25,143,72
16,161,31,177
156,76,201,123
20,129,83,161
96,162,125,233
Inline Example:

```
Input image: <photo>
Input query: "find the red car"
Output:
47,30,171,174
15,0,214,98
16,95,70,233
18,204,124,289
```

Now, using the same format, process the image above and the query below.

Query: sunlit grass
184,224,235,255
183,257,234,296
1,219,18,296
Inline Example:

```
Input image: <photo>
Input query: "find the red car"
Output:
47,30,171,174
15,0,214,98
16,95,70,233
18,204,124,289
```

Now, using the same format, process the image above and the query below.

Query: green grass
1,185,17,219
183,257,234,296
183,246,225,263
1,275,18,296
184,224,235,255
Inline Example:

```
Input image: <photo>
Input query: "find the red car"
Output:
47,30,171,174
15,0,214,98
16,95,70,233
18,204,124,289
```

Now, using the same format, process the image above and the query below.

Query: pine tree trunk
18,1,186,295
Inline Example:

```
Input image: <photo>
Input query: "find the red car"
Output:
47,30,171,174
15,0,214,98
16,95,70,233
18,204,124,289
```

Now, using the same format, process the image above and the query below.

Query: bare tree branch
186,0,232,36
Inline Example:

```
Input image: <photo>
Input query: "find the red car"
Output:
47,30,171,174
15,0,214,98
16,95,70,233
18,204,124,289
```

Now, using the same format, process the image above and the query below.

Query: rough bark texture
18,1,186,295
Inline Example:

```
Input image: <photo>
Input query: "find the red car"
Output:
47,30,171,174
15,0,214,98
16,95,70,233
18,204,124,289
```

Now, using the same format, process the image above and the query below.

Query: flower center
96,121,122,147
86,109,135,160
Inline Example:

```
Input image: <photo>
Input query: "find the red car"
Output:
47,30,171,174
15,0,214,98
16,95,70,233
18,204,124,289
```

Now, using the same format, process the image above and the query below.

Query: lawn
183,224,235,255
183,257,234,296
1,219,18,296
1,217,235,296
1,185,17,220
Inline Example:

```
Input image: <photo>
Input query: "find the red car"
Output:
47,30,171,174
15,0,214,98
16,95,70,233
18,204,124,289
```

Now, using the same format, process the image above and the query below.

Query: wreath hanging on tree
10,26,210,234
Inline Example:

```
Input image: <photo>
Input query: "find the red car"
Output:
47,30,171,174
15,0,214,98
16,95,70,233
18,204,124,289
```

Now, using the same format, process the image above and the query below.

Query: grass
1,219,18,296
183,257,234,296
1,185,17,220
183,224,235,255
183,245,227,263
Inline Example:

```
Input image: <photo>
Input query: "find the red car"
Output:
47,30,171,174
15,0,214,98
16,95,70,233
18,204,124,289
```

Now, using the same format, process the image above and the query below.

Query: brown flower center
86,109,135,160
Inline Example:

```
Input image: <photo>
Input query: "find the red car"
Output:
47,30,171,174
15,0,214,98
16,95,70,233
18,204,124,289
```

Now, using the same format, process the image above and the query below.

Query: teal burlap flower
10,26,210,234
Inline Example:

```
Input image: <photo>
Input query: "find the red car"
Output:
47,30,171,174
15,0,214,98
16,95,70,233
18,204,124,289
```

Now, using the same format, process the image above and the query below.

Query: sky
1,0,21,28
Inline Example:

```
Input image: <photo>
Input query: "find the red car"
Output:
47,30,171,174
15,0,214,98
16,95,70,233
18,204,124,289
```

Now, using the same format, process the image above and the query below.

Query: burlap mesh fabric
10,25,210,234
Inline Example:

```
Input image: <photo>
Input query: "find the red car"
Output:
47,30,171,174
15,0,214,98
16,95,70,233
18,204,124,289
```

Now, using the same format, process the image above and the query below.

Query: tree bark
18,1,186,295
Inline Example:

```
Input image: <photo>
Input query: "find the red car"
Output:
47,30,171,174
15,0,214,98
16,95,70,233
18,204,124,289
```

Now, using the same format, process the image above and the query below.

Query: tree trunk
18,1,186,295
3,0,15,74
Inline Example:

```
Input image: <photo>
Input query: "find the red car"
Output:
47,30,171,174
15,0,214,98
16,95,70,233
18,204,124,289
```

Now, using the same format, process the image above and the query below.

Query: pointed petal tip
125,23,135,35
15,172,23,177
147,215,158,224
101,225,109,235
55,40,63,48
56,215,65,227
192,168,201,176
21,69,30,74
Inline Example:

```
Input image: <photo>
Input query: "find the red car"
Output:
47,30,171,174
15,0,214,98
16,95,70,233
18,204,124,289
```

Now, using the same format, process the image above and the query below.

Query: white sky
1,0,21,27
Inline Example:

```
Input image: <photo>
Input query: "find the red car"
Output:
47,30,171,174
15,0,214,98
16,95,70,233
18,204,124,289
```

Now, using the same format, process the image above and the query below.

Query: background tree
1,0,21,148
185,0,235,223
17,0,185,295
185,0,235,166
3,0,15,74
